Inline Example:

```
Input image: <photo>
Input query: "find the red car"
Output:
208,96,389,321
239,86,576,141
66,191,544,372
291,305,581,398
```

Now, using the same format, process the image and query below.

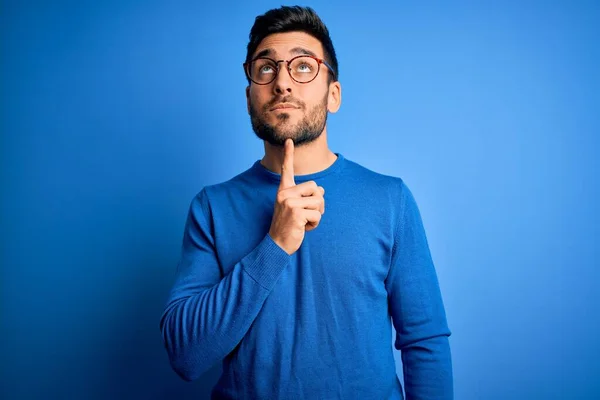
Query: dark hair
245,6,339,83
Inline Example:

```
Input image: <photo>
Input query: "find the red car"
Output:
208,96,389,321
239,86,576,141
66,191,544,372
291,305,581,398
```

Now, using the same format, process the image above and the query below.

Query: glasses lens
289,56,319,83
249,58,278,84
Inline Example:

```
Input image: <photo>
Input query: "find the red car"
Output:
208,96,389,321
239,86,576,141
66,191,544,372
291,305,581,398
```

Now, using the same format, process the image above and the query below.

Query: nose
272,61,293,95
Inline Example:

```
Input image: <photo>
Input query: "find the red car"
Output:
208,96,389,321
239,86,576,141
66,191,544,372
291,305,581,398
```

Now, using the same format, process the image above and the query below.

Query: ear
245,85,251,114
327,81,342,113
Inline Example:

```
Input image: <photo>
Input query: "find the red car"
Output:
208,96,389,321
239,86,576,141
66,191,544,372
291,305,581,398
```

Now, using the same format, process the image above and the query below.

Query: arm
159,188,291,381
385,181,453,400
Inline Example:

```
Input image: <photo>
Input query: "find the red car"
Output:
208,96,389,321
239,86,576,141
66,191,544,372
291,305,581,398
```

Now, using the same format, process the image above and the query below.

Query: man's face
246,31,340,147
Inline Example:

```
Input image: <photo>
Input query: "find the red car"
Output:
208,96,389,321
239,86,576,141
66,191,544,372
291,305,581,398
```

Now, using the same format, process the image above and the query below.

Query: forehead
252,31,324,59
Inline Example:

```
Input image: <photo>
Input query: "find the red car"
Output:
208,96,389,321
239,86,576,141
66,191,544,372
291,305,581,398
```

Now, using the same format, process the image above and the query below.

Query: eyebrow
254,47,318,59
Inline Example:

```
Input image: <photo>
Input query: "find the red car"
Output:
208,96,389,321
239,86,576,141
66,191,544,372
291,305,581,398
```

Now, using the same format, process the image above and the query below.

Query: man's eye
259,65,275,74
296,63,313,73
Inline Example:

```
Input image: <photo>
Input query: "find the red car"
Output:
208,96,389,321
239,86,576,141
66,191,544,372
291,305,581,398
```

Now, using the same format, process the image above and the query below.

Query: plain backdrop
2,0,599,399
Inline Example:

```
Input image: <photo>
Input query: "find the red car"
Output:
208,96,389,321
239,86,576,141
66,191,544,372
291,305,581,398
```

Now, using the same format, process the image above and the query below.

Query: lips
270,103,300,111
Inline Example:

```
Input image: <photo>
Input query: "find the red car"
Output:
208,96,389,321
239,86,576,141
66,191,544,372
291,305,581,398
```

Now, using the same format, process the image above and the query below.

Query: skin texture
245,31,340,254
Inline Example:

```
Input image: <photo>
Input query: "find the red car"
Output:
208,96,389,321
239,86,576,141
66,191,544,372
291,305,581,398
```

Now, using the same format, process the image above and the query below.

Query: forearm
401,335,453,400
160,234,289,381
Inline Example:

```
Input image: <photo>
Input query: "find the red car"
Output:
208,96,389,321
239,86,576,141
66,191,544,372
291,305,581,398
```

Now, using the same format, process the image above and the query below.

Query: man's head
244,6,341,147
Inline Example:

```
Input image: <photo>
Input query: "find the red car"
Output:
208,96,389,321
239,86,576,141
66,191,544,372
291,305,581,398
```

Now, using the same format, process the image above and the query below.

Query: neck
260,128,337,176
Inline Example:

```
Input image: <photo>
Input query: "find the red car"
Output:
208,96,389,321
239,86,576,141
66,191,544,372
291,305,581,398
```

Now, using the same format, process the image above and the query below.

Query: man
160,5,453,399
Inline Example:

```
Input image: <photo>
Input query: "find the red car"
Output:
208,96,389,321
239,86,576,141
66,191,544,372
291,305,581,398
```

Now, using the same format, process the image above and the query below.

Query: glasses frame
243,55,335,85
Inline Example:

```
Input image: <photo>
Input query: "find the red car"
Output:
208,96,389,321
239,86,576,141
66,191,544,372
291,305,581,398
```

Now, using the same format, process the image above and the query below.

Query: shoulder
188,165,257,214
342,156,411,198
340,157,425,228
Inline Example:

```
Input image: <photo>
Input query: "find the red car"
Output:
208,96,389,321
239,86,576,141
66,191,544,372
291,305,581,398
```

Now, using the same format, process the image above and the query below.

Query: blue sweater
160,153,453,399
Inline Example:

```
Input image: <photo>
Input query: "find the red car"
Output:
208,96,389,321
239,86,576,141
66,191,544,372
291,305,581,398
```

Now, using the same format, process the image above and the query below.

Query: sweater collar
251,153,346,184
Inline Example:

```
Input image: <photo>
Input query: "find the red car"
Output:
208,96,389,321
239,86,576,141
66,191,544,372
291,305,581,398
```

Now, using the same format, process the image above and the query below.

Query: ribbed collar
251,153,346,184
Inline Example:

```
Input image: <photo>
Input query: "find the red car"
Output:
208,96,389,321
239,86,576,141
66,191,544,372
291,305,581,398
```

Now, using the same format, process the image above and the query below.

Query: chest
213,190,394,298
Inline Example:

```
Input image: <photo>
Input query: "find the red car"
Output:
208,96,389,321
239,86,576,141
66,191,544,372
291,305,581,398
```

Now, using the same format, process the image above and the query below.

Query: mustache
263,96,304,112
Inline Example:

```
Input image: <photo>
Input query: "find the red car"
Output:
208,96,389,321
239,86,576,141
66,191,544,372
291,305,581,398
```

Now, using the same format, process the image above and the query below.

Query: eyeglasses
244,55,335,85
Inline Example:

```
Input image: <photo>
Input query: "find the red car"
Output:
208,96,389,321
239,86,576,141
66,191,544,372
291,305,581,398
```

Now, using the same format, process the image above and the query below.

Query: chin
273,113,296,122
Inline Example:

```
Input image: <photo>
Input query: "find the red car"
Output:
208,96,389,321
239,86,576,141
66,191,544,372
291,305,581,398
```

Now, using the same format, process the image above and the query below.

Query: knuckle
276,192,285,203
281,197,292,208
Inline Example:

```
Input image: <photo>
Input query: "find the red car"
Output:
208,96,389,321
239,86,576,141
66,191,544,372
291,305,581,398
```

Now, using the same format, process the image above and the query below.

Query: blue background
2,1,599,399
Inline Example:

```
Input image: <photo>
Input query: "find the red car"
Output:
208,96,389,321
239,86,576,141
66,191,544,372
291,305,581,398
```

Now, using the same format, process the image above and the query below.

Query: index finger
279,138,295,189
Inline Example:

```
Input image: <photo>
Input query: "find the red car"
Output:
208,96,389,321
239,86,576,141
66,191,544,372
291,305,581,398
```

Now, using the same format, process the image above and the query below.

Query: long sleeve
385,181,453,400
159,188,291,381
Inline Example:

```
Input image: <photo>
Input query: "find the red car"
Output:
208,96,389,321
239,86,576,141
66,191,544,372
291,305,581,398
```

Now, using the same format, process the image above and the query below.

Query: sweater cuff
242,234,291,291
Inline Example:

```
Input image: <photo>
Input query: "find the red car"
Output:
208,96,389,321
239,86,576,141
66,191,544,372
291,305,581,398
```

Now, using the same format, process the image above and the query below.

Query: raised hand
268,138,325,255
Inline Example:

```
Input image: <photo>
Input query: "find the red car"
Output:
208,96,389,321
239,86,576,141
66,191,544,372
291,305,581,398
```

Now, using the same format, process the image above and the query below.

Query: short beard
249,93,328,147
